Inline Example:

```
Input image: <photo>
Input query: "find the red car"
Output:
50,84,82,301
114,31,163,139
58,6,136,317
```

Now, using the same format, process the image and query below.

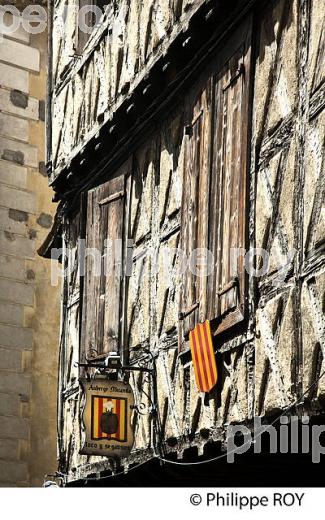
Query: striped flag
189,320,218,393
91,396,127,442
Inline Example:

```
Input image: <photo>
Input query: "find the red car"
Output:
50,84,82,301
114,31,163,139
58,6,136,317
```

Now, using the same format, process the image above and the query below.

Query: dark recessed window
77,0,109,53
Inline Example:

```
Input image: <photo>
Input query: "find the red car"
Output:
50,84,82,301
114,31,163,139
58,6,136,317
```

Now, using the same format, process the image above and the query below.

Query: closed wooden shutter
207,17,252,334
179,81,213,339
179,16,252,348
81,168,127,360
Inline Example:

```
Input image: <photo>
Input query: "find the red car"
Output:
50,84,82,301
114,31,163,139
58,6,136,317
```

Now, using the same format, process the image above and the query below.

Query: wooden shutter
179,81,213,340
81,169,126,360
179,16,252,347
207,16,252,334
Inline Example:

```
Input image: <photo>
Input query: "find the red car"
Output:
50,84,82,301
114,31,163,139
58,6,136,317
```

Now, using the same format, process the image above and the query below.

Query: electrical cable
67,346,325,479
47,367,325,486
156,368,325,466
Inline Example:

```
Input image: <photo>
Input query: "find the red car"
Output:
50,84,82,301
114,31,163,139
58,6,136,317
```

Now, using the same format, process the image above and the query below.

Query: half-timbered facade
44,0,325,484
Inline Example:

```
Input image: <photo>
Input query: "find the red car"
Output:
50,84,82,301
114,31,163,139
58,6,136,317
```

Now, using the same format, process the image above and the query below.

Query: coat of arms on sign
92,396,127,441
80,378,135,458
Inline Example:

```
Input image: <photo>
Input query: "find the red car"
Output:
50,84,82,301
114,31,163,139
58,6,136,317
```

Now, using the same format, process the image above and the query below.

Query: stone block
8,209,28,223
0,113,29,142
0,302,23,326
0,231,35,260
0,372,30,398
1,149,24,165
36,213,53,229
0,439,19,460
0,323,33,350
0,184,36,214
0,159,27,189
0,347,22,370
0,38,39,72
10,90,28,109
0,416,29,441
0,393,19,416
38,161,47,177
0,279,34,306
0,63,29,93
38,100,45,122
0,460,28,483
0,137,38,168
0,254,26,280
1,11,30,44
0,88,38,121
0,208,28,236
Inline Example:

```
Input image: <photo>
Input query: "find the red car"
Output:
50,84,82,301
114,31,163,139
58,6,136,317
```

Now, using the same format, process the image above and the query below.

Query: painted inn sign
80,378,135,458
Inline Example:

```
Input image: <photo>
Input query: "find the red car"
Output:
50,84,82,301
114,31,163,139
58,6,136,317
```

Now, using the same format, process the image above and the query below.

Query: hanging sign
189,320,218,393
80,378,135,458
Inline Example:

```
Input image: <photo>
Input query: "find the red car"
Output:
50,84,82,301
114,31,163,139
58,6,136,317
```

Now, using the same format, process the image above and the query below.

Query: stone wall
0,7,60,486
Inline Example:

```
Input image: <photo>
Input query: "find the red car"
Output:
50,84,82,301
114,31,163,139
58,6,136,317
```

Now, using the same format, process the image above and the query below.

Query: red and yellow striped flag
189,320,218,393
91,396,127,442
